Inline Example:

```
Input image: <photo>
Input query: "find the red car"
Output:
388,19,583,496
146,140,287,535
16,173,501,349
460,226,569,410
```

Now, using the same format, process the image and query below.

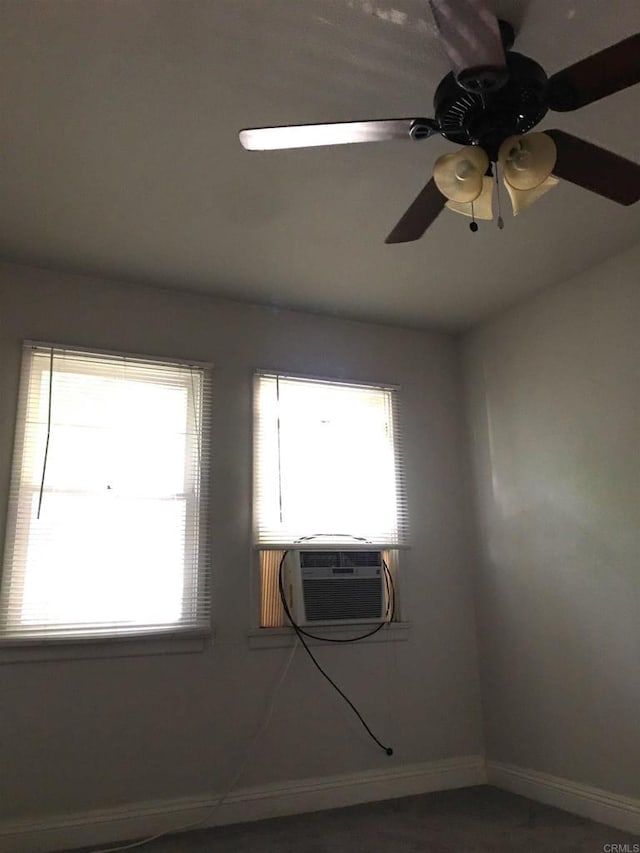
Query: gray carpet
78,785,639,853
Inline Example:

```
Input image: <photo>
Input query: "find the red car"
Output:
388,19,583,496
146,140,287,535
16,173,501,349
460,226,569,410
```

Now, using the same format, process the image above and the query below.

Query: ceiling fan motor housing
456,64,509,94
434,52,549,160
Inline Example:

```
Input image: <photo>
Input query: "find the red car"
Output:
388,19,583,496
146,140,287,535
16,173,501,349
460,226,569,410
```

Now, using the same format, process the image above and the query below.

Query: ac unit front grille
341,550,382,567
299,550,382,568
302,578,383,622
299,551,342,568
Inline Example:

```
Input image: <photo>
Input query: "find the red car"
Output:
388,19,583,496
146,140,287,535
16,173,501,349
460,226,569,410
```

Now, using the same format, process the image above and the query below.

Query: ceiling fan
238,1,640,243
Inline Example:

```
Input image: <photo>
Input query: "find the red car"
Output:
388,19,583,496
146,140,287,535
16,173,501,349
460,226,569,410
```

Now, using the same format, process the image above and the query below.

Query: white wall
463,242,640,798
0,263,483,825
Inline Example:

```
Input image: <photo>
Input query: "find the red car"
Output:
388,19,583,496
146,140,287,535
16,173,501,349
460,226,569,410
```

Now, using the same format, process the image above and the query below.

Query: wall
463,242,640,798
0,263,483,831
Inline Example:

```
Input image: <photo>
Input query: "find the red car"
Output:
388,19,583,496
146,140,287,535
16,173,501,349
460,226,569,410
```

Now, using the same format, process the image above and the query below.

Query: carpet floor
78,785,639,853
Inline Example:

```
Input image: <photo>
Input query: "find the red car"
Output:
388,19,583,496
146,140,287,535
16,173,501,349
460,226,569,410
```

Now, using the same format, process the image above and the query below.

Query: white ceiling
1,0,639,330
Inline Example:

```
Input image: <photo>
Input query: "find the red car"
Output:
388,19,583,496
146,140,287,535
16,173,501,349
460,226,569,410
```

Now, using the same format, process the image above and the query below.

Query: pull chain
495,163,504,230
469,200,478,232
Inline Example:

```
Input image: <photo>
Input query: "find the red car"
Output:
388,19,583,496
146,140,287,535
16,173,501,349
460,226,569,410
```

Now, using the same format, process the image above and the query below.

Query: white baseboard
487,760,640,836
0,755,486,853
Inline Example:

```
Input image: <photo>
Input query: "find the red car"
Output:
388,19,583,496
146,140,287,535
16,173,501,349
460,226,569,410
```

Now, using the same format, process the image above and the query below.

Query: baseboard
487,760,640,836
0,754,486,853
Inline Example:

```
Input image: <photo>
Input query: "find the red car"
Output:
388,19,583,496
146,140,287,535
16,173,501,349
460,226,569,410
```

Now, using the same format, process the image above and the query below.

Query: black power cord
278,550,394,756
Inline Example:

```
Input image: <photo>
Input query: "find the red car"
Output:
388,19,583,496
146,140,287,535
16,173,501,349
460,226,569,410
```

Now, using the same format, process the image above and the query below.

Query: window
253,372,408,625
0,343,211,642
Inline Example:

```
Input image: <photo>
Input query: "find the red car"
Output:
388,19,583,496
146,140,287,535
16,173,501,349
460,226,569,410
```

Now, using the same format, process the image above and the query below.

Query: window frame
252,369,408,549
0,341,212,648
251,369,409,630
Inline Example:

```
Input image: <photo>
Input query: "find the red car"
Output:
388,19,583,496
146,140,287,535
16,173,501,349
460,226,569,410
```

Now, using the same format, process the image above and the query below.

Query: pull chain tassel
469,200,478,232
495,164,504,230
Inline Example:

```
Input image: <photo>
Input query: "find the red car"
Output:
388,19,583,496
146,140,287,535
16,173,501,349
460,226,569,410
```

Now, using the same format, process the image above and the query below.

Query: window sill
248,621,411,650
0,631,211,664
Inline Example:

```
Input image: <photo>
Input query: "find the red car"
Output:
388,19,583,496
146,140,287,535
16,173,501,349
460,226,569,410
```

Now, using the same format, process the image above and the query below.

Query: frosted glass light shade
433,146,489,202
499,132,557,190
445,176,495,219
504,174,559,215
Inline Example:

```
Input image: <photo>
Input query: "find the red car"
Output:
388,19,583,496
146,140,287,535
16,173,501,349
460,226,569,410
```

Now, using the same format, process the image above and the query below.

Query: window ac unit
283,549,386,627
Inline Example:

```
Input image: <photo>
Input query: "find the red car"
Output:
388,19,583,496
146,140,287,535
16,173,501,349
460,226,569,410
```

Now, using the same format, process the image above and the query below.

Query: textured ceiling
1,0,639,330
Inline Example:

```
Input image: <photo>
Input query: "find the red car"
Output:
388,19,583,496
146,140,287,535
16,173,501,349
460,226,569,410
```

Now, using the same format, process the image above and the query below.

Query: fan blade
239,118,437,151
385,179,446,244
546,130,640,206
429,0,507,92
547,33,640,112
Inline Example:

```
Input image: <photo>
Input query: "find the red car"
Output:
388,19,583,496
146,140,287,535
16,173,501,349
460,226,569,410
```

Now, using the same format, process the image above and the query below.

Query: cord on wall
91,639,299,853
278,548,395,756
36,347,54,519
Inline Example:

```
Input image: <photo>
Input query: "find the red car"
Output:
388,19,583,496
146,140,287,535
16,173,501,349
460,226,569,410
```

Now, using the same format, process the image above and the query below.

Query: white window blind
253,372,408,548
0,343,211,642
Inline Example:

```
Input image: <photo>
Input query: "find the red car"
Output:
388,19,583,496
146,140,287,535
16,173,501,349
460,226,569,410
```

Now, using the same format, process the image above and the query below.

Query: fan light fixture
499,132,556,189
239,1,640,245
433,146,489,202
499,132,558,215
433,132,560,227
445,176,495,220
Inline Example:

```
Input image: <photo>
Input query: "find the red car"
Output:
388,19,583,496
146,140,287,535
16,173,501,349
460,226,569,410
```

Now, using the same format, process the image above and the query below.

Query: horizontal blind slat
0,343,212,641
253,373,409,548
